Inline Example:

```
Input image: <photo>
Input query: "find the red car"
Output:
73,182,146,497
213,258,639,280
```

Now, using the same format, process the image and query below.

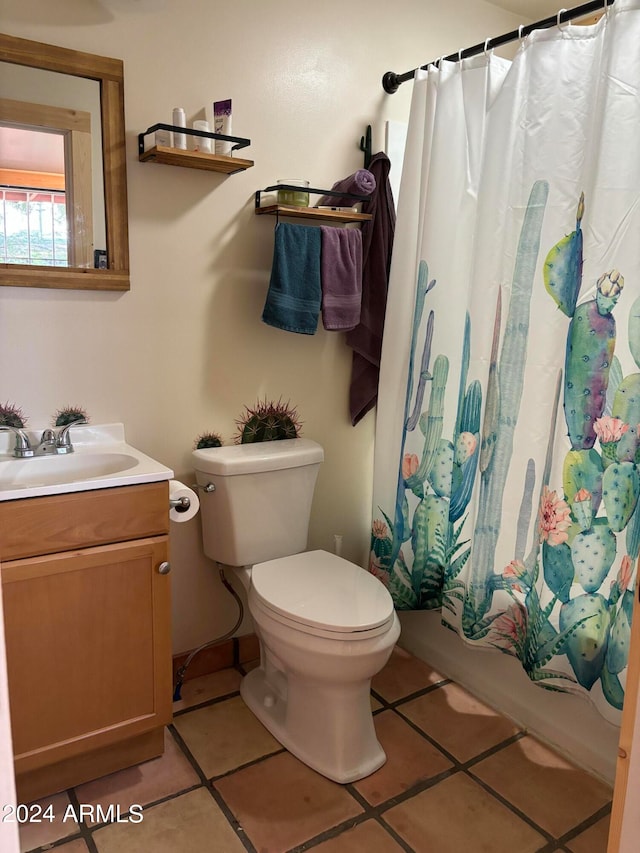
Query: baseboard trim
172,633,260,683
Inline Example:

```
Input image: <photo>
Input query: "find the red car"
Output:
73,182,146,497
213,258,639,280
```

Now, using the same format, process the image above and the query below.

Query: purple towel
320,227,363,331
346,152,395,425
316,169,376,207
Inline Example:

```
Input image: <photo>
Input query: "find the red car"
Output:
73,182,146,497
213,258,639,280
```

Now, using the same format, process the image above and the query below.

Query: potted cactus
234,399,302,444
0,402,27,428
193,399,302,449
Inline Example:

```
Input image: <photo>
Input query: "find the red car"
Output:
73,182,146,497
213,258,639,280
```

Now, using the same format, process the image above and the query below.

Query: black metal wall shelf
138,124,253,174
255,185,372,223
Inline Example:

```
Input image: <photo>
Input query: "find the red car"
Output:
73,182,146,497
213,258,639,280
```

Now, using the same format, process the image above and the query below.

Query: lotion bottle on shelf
172,107,187,149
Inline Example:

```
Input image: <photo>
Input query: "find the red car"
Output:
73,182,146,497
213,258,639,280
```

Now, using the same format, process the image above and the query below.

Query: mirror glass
0,62,105,268
0,34,129,291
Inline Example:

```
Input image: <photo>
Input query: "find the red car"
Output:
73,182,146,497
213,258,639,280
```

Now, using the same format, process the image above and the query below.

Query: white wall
0,0,523,656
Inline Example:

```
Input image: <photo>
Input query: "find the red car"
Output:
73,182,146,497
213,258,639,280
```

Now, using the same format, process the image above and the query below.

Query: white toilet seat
250,550,394,639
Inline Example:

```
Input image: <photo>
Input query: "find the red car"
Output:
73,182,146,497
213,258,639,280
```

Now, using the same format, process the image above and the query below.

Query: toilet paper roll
169,480,199,523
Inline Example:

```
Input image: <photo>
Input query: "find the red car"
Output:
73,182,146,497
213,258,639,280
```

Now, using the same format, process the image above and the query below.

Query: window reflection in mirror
0,61,105,270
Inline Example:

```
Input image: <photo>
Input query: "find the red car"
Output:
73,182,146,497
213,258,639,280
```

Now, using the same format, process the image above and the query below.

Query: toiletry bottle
172,107,187,149
193,120,212,153
213,99,232,156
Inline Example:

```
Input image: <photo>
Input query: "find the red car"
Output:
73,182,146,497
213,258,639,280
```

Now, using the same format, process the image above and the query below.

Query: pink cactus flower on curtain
538,486,571,546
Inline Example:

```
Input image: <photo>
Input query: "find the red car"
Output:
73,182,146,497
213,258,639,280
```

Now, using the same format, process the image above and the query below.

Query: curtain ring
458,47,464,62
518,24,524,39
557,8,568,29
483,38,491,55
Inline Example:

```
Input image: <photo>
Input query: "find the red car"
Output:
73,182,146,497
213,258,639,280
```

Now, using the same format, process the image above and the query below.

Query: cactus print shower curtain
371,0,640,723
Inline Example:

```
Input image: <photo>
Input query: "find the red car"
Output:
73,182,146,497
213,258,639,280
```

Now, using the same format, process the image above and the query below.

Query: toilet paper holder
169,495,192,513
169,481,215,511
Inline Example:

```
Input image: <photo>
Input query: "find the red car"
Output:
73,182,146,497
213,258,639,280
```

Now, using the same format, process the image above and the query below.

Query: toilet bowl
239,550,400,783
192,438,400,783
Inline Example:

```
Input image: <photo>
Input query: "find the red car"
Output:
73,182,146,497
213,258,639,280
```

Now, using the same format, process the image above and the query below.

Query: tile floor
19,646,612,853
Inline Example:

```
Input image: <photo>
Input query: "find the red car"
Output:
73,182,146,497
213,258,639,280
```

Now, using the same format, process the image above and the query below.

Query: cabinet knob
158,561,171,575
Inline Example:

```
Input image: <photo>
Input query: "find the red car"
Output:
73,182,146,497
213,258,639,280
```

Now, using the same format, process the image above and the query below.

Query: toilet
192,438,400,783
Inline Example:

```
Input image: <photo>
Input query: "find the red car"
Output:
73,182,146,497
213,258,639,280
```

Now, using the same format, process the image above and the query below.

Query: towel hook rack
359,125,372,169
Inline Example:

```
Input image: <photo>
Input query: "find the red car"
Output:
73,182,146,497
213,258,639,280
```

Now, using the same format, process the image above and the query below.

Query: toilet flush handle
191,482,216,493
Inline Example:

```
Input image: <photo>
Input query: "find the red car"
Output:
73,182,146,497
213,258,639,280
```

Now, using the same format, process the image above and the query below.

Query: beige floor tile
312,819,405,852
19,791,78,852
353,710,453,806
173,695,280,778
73,728,199,825
173,668,242,712
93,787,245,853
398,682,521,762
215,750,363,851
384,772,545,853
471,736,612,838
51,841,90,852
372,645,446,702
371,695,383,711
566,815,611,853
49,841,89,853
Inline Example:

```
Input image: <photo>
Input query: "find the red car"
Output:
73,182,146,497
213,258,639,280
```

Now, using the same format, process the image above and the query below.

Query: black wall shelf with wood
138,124,253,174
255,185,372,224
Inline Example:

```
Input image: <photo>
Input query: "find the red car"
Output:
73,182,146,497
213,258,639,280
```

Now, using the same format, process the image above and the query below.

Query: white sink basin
0,423,173,501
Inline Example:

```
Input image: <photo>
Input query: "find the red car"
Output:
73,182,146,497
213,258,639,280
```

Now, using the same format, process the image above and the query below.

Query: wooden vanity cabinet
0,481,172,802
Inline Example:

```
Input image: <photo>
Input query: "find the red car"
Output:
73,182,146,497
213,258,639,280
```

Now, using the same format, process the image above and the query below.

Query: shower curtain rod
382,0,614,93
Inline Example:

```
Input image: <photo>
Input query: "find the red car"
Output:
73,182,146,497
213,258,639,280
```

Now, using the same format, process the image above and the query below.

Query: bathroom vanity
0,425,173,801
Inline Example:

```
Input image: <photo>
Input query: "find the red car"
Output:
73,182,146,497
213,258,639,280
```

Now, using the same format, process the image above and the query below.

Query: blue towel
262,222,322,335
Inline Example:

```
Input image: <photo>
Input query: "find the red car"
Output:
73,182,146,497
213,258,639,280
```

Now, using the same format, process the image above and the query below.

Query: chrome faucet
1,419,88,458
55,419,88,454
0,425,35,458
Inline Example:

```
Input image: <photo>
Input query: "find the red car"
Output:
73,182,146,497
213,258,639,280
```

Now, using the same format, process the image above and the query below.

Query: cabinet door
1,536,171,775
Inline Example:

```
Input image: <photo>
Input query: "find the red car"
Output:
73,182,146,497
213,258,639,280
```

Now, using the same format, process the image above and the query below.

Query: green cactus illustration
405,355,449,491
564,270,623,450
612,373,640,427
570,520,616,593
602,461,640,532
626,502,640,559
472,180,550,606
411,494,448,605
629,295,640,369
542,542,574,603
562,449,603,515
427,440,454,498
559,593,610,690
543,192,584,317
480,289,502,474
606,588,634,676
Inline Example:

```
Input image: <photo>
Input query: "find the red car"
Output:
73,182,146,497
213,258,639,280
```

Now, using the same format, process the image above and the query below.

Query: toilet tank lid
192,438,323,476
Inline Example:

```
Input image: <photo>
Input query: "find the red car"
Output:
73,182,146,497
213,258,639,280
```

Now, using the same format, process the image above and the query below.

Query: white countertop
0,423,173,502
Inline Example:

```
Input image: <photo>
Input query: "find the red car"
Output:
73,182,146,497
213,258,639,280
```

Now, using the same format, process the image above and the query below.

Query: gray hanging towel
262,222,322,335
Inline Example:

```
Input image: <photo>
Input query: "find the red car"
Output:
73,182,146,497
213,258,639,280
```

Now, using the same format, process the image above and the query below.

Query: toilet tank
192,438,324,566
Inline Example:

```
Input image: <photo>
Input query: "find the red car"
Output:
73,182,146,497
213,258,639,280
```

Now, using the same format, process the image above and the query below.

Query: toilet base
240,665,386,784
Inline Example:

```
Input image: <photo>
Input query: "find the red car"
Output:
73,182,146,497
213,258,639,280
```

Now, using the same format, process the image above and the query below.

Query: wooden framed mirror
0,34,129,291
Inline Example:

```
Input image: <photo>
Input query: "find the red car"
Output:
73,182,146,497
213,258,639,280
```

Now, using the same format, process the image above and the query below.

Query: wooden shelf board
255,204,372,223
139,146,253,174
